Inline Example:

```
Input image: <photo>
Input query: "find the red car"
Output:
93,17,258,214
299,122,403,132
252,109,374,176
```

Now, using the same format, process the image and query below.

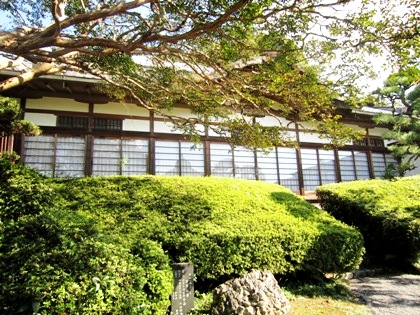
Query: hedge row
1,158,365,314
54,175,364,278
0,160,172,315
317,176,420,266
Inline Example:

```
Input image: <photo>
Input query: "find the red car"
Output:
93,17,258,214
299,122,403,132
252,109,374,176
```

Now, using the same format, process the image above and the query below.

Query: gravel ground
349,274,420,315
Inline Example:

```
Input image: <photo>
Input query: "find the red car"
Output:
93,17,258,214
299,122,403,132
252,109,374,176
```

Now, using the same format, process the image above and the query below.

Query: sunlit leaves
0,0,418,150
317,176,420,265
219,118,295,150
0,96,41,136
317,116,365,149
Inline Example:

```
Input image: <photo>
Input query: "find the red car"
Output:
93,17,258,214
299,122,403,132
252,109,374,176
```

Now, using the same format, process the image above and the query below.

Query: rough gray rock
211,270,291,315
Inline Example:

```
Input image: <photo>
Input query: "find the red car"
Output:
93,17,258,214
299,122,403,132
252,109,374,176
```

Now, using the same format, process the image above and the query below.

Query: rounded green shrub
1,164,365,314
0,154,55,221
55,176,364,281
317,176,420,266
0,160,172,315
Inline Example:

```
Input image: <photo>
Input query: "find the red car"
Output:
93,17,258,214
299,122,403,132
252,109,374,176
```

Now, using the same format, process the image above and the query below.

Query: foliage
0,153,54,221
0,151,20,162
0,1,418,149
1,161,365,313
0,159,173,315
316,115,365,149
53,175,364,282
192,291,214,315
0,96,41,136
372,66,420,175
317,176,420,267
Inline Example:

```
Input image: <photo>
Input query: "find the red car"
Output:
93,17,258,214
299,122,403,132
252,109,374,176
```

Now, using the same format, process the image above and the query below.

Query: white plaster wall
368,127,388,137
344,123,366,133
384,139,394,147
207,127,222,137
123,119,150,132
256,116,292,127
298,121,316,130
298,122,367,145
24,112,56,126
156,107,197,119
154,120,205,135
208,127,297,139
298,132,330,144
156,107,214,136
299,122,366,133
284,131,297,141
154,121,181,134
207,111,255,124
26,98,89,112
194,124,206,135
94,102,149,116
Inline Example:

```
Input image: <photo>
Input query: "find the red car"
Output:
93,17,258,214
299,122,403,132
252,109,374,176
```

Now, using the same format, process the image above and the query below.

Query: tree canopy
0,0,418,148
372,65,420,176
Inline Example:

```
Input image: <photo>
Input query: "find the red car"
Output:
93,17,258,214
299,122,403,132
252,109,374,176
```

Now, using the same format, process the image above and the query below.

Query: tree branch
0,57,25,70
0,63,61,92
138,0,251,45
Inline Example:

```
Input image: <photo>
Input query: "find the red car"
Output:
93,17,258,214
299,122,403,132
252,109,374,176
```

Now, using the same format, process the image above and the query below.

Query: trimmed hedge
0,160,172,315
54,176,364,279
317,176,420,266
0,154,54,222
1,162,365,314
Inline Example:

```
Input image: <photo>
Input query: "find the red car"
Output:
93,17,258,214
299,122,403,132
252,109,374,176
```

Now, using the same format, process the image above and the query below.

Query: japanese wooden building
0,70,398,196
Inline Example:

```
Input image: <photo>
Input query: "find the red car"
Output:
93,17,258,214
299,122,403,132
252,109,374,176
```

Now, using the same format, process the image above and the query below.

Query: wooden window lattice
94,118,122,130
57,116,88,129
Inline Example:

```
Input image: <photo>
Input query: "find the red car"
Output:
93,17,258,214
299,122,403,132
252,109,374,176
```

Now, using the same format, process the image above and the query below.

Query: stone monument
171,263,194,315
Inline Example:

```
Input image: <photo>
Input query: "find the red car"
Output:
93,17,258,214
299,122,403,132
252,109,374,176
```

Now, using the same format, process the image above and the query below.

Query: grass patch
283,275,372,314
288,298,371,315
